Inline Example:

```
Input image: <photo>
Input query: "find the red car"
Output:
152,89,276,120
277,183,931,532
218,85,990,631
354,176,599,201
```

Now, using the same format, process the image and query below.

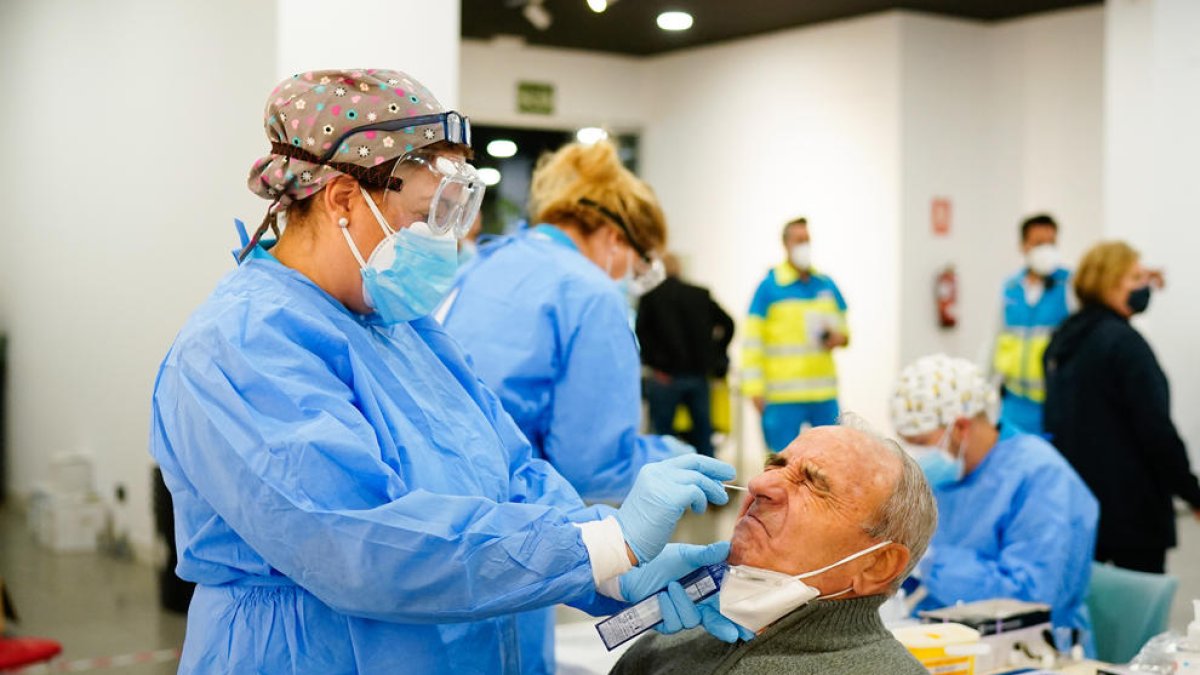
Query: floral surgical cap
247,68,448,207
890,354,1000,437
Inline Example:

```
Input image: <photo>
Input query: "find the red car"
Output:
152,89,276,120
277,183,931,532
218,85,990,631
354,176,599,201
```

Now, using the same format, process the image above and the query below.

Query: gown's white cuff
574,516,633,597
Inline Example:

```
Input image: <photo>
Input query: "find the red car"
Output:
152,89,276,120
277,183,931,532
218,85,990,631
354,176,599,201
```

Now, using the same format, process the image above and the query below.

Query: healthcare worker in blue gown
439,139,687,673
149,69,744,675
890,355,1099,656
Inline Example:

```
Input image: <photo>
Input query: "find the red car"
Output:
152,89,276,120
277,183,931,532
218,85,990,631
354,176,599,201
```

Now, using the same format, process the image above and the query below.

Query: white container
893,622,990,675
47,451,95,496
28,488,105,553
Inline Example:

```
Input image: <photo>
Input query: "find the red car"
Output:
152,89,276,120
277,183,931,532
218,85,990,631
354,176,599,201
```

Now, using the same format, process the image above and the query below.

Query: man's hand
1148,268,1166,289
822,330,849,350
752,396,766,415
1192,507,1200,523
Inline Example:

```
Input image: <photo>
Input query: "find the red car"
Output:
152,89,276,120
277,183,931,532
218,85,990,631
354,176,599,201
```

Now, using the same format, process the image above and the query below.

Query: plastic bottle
1175,599,1200,675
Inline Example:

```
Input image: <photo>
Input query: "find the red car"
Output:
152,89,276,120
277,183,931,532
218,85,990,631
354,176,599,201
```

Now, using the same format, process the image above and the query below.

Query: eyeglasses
577,197,666,295
578,197,651,263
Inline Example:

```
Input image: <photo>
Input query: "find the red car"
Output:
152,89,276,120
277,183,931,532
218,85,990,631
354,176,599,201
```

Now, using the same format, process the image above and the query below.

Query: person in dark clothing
636,254,735,457
1044,240,1200,574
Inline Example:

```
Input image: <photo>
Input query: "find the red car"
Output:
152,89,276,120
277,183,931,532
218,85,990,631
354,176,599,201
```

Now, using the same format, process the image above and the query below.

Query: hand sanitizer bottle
1176,600,1200,675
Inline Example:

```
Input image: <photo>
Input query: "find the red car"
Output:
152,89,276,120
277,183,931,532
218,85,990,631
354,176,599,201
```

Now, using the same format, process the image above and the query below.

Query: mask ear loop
795,539,894,600
359,185,397,236
337,216,369,269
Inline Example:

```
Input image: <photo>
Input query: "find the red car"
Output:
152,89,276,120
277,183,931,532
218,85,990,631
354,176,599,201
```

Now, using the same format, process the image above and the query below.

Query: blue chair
1085,562,1178,664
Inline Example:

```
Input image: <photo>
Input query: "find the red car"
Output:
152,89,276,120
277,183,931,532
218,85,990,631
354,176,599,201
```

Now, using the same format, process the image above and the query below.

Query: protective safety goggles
382,149,484,238
578,197,666,294
325,111,471,160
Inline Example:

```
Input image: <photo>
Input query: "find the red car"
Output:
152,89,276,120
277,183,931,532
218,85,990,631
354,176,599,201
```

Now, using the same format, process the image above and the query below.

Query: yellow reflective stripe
766,378,838,393
764,377,839,403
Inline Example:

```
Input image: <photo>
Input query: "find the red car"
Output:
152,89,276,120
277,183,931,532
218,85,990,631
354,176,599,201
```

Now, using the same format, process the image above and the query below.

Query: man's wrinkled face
729,427,901,591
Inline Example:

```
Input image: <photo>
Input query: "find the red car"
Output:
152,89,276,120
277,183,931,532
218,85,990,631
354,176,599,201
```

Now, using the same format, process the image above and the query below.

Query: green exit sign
517,81,555,115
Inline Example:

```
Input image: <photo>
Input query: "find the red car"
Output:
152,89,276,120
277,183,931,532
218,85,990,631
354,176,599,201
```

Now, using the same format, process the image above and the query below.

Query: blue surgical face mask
909,426,965,489
340,187,458,325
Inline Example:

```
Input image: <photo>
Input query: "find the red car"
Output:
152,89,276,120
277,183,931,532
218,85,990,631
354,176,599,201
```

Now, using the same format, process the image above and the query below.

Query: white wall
1105,0,1200,464
278,0,461,108
0,0,277,552
640,15,904,452
460,38,648,132
898,8,1105,367
0,0,464,555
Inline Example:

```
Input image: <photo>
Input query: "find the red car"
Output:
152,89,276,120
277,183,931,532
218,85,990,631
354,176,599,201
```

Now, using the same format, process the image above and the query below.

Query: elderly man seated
890,354,1099,655
611,414,936,674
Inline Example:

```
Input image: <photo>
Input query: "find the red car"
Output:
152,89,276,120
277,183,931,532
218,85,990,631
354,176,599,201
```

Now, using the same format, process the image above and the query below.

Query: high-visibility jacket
742,263,848,404
992,268,1071,403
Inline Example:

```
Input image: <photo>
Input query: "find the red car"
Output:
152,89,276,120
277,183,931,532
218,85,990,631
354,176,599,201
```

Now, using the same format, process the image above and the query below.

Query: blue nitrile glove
660,436,696,457
616,455,736,563
659,586,757,644
618,542,729,603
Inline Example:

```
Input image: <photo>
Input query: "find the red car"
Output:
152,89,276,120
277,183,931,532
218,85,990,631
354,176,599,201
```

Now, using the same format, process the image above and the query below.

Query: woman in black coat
1043,240,1200,574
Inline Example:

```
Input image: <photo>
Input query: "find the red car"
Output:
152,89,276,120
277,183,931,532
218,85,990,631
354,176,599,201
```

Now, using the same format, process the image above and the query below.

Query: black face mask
1127,286,1152,314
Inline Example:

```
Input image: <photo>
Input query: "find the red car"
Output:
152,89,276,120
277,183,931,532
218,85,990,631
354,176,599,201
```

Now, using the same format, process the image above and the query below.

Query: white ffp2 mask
789,244,813,270
1026,244,1060,277
719,540,891,633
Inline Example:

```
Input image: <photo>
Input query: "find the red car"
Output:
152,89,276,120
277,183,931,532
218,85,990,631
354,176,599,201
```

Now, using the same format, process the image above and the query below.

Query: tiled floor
0,508,185,674
2,504,1198,673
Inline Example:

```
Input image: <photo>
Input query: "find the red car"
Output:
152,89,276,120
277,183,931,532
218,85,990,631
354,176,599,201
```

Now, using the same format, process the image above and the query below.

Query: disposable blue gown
150,247,623,675
441,225,675,674
916,426,1099,655
442,225,674,502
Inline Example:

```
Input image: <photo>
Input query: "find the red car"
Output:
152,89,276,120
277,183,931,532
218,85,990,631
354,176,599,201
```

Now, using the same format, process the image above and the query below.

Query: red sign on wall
931,197,952,237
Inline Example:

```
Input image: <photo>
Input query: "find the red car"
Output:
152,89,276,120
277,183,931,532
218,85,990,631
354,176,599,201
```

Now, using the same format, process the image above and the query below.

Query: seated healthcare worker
890,354,1099,655
149,68,741,675
439,138,687,674
442,138,683,504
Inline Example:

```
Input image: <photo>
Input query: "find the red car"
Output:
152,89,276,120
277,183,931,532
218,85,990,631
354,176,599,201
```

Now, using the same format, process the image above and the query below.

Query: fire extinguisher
936,265,958,329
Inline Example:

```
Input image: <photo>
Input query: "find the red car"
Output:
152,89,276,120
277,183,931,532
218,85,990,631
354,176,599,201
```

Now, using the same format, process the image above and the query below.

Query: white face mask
720,540,892,633
1026,244,1060,277
789,243,813,270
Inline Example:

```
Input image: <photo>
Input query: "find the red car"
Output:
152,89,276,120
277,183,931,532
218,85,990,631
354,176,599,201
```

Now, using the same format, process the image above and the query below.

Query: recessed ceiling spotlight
576,127,609,145
656,11,693,31
479,167,502,186
524,0,552,31
587,0,608,12
486,139,518,158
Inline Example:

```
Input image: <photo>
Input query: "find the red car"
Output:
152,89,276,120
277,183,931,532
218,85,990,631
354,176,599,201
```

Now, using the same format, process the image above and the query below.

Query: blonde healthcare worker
439,140,684,673
149,69,740,675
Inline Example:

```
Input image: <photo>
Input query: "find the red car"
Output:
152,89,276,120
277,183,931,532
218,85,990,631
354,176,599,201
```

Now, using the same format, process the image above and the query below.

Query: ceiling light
587,0,608,12
656,11,693,31
576,127,609,145
486,139,518,158
523,0,552,31
479,167,502,186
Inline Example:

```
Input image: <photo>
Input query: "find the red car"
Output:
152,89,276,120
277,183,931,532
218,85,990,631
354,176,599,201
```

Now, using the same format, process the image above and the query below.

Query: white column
1104,0,1200,461
276,0,461,108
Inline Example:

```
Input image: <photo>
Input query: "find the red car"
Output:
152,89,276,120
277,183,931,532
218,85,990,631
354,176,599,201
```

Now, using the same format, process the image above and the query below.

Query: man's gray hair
839,411,938,590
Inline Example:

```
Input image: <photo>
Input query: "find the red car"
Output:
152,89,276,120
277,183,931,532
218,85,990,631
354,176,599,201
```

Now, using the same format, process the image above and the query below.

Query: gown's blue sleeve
544,289,674,501
452,324,619,524
921,462,1085,609
153,321,600,625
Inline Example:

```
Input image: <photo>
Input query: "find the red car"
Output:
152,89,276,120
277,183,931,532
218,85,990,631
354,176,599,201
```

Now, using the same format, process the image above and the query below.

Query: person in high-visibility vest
743,217,849,453
989,214,1072,436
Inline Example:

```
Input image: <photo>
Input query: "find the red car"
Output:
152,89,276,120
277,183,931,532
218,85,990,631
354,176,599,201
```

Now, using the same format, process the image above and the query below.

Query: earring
337,217,349,228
